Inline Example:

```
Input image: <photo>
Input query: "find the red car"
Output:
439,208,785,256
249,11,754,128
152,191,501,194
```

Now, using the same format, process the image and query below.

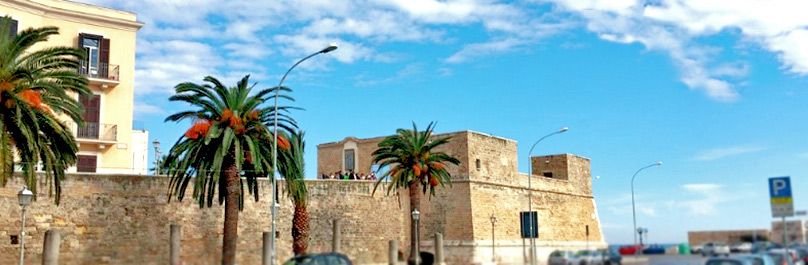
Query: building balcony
74,122,117,148
79,61,120,88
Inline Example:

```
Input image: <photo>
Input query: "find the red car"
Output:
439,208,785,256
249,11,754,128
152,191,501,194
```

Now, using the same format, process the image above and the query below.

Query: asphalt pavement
622,253,745,265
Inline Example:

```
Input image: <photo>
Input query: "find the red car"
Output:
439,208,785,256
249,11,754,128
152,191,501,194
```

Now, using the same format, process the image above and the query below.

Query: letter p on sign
769,177,792,198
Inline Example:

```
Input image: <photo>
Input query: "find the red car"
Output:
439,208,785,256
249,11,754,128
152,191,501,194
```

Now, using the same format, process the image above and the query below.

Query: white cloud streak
692,146,765,161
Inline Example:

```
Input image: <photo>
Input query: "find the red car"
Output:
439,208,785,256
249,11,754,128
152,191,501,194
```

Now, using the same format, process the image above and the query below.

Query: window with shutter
1,17,16,39
77,155,97,173
78,33,109,78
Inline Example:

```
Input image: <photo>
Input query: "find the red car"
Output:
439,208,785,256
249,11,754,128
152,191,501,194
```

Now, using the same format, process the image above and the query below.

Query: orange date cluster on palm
0,82,49,112
413,162,443,187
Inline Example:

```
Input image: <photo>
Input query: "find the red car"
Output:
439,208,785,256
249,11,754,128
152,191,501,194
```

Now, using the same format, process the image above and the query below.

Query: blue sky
77,0,808,244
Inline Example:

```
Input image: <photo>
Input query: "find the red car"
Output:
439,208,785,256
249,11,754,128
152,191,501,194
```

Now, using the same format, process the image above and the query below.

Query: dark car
602,249,622,265
283,253,352,265
705,257,754,265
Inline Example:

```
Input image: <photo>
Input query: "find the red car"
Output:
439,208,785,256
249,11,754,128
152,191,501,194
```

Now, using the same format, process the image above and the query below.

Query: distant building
771,220,807,244
688,220,807,245
0,0,145,173
688,229,771,245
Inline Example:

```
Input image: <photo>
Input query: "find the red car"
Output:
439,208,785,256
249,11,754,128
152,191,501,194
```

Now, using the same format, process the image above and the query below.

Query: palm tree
0,17,90,204
277,130,309,255
162,75,295,265
371,122,461,264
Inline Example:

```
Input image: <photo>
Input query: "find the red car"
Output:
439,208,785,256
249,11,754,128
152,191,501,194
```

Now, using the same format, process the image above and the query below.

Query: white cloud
445,38,525,63
548,0,808,101
692,146,765,161
134,40,223,95
677,183,737,215
133,101,165,116
75,0,808,101
355,63,425,87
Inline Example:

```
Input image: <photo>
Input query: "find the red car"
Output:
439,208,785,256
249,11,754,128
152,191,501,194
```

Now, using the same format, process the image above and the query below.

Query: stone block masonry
0,130,606,264
0,175,407,265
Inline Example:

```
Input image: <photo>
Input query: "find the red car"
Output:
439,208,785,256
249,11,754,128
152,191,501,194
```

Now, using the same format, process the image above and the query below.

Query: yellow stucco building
0,0,147,174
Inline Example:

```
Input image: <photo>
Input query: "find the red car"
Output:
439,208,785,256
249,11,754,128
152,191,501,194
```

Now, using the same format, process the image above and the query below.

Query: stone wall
0,175,408,265
317,131,471,180
317,131,606,264
0,130,606,265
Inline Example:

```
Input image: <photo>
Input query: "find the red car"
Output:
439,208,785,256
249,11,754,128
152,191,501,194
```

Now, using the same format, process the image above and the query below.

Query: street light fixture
631,161,661,256
490,213,497,262
526,126,568,265
270,43,337,265
152,140,161,174
412,209,421,265
17,187,33,265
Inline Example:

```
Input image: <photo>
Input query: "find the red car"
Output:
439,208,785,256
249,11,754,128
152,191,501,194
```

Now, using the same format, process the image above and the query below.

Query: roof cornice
2,0,143,31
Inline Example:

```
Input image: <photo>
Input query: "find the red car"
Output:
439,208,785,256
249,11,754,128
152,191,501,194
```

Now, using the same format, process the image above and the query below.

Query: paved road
622,253,749,265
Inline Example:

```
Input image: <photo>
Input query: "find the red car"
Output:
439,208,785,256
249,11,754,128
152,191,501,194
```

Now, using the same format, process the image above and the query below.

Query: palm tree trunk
409,180,422,264
222,161,239,265
292,201,309,255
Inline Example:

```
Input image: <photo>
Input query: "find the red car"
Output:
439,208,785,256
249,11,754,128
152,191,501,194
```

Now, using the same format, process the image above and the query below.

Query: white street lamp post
631,161,661,256
270,43,337,265
18,187,33,265
526,127,567,265
412,209,421,265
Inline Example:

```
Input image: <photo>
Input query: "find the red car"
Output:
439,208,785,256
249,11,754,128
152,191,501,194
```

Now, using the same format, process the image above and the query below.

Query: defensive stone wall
0,175,408,265
1,130,606,265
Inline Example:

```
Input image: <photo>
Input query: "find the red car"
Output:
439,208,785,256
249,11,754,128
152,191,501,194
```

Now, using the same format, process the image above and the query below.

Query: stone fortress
0,130,605,264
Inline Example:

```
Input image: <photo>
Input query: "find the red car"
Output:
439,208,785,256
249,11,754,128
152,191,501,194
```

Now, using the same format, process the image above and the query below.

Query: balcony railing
77,122,117,141
79,61,119,81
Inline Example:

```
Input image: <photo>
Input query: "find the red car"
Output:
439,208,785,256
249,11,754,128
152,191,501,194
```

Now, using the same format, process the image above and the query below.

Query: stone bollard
42,229,60,265
332,219,341,253
170,224,181,265
389,240,398,265
434,233,445,265
263,232,271,265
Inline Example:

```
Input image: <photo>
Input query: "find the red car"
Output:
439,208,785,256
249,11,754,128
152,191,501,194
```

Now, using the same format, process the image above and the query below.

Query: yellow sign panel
771,197,793,204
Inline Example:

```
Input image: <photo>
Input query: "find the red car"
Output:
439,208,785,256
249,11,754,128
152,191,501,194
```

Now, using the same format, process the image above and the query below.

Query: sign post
770,176,794,264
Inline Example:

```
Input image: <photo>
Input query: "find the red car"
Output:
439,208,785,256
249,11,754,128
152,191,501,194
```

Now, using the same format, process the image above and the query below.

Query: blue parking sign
769,176,794,217
769,177,792,198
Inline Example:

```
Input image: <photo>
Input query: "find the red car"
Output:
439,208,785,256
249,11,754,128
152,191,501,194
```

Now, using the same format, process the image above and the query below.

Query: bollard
332,219,341,253
42,230,60,265
263,232,271,265
170,224,181,265
434,233,445,265
389,240,398,265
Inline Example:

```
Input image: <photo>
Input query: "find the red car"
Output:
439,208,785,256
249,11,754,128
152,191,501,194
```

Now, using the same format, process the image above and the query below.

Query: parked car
792,247,808,264
282,253,352,265
705,257,755,265
619,245,640,255
549,250,577,265
643,245,667,255
753,242,782,254
766,248,804,265
692,243,705,254
737,254,776,265
572,250,601,265
732,242,754,253
600,249,622,265
703,242,731,257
